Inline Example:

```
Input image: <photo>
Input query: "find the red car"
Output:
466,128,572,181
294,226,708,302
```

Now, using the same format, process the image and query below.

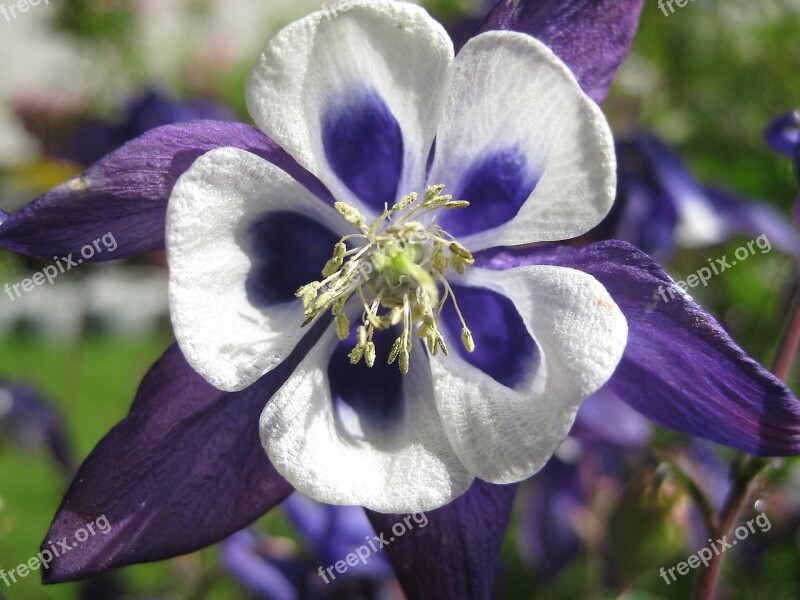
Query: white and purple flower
1,1,799,598
165,0,627,513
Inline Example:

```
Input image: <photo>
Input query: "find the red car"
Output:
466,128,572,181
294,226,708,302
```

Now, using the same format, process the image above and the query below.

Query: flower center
296,185,475,373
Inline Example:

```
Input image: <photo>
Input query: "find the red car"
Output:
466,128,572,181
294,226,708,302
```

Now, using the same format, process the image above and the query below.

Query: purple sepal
39,334,329,583
476,0,644,103
477,241,800,456
0,121,330,262
367,480,516,600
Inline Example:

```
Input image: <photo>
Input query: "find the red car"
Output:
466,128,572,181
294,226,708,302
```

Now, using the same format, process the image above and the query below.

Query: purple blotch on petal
439,147,539,238
322,89,404,213
441,284,538,389
244,211,339,307
328,327,405,433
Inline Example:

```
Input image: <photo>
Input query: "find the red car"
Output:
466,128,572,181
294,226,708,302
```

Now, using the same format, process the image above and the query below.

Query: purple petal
322,88,403,213
367,480,516,600
764,110,800,158
40,331,326,583
441,284,539,389
476,0,644,103
476,241,800,456
437,146,540,238
245,211,340,307
0,121,330,262
329,327,405,432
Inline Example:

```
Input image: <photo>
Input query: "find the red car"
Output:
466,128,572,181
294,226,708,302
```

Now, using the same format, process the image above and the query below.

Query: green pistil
296,184,475,373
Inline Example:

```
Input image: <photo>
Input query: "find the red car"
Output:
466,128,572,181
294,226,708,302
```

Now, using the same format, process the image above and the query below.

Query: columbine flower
50,88,235,168
1,1,799,597
0,380,73,472
588,133,800,260
164,0,629,513
222,493,396,599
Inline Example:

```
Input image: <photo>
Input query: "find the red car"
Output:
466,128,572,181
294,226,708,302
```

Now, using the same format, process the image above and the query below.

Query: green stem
692,275,800,598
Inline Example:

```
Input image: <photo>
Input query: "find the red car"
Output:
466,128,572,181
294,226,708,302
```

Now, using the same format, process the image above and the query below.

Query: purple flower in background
518,389,651,580
590,134,800,260
53,88,235,168
765,110,800,174
765,110,800,222
2,1,800,599
222,494,397,599
0,381,73,472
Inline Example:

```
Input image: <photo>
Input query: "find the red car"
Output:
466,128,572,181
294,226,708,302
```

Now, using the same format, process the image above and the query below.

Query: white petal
246,0,453,215
431,266,628,482
260,325,474,513
166,147,346,392
428,31,616,250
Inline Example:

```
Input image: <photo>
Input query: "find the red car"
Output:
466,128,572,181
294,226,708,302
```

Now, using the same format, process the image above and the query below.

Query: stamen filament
296,184,477,371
